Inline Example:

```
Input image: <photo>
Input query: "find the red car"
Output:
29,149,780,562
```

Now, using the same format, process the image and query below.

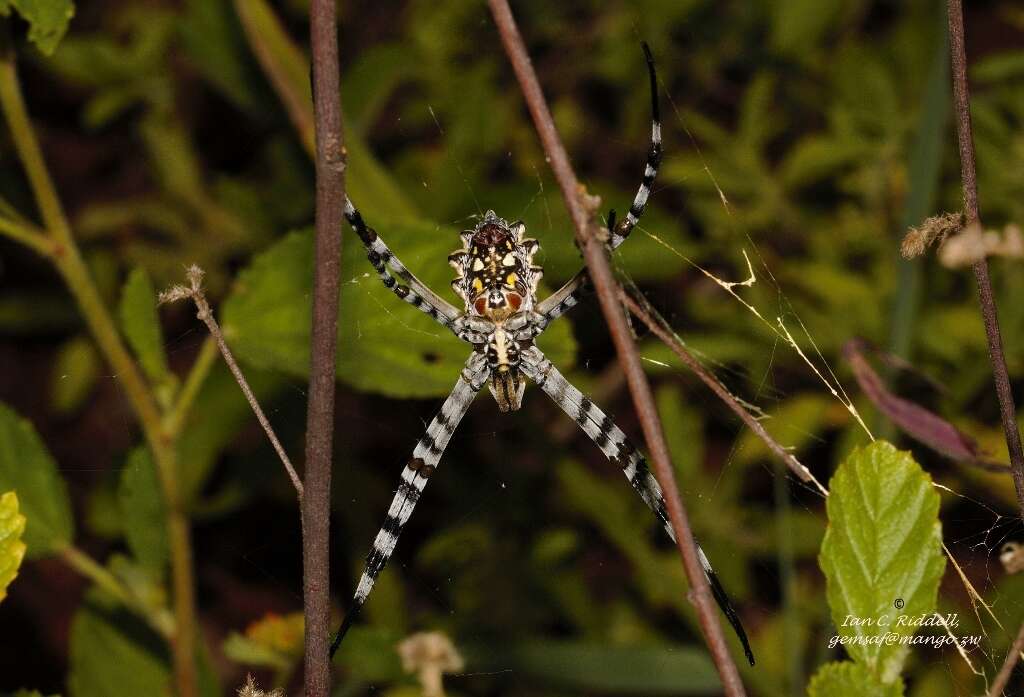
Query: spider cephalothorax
332,43,755,668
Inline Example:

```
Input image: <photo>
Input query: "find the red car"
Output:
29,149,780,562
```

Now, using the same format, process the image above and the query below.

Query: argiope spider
330,44,754,667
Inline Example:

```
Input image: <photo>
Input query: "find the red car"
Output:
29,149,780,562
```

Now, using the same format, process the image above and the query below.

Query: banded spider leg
521,346,755,666
534,42,662,329
330,352,488,656
343,198,465,333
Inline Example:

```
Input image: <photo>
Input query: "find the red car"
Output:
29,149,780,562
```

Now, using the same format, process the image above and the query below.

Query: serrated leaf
819,441,945,683
0,402,73,557
68,595,171,697
808,661,904,697
0,491,26,602
222,227,576,398
118,448,168,573
118,268,169,385
0,0,74,55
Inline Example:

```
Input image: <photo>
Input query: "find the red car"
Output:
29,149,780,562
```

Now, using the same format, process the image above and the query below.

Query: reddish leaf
843,339,1008,473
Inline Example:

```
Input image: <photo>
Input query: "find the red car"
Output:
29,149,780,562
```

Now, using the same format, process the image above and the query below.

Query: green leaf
0,402,73,557
819,441,946,683
68,595,171,697
177,363,285,504
118,268,169,385
117,448,168,573
0,491,26,602
808,661,904,697
178,0,265,113
330,625,406,683
770,0,845,56
464,640,720,695
50,335,100,414
222,227,576,398
0,0,75,55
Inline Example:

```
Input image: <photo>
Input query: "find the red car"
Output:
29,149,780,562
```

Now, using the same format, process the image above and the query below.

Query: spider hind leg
522,346,755,666
330,353,488,658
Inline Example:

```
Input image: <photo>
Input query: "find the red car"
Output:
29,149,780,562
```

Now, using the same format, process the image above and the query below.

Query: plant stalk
946,0,1024,521
304,1,347,694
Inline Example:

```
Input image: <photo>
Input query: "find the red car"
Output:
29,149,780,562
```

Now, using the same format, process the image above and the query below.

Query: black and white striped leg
343,197,463,332
330,352,488,657
536,43,662,325
521,347,755,666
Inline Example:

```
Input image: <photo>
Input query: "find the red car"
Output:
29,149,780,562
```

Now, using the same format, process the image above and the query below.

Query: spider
330,44,754,667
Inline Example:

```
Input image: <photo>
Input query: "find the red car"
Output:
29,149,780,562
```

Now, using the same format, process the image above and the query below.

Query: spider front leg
330,352,488,657
344,197,464,333
521,347,755,666
535,43,662,328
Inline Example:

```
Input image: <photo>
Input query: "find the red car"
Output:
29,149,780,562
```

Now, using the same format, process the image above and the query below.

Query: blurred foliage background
1,0,1024,695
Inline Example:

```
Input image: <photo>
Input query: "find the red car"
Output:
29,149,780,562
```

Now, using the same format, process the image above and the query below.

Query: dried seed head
901,212,964,259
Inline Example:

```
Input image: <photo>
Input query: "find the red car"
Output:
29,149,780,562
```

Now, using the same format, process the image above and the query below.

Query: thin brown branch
486,2,747,693
987,622,1024,697
946,0,1024,521
305,1,346,694
620,290,828,497
159,267,304,498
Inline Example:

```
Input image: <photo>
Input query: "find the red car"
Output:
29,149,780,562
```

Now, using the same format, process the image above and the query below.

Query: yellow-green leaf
819,441,946,683
0,491,26,602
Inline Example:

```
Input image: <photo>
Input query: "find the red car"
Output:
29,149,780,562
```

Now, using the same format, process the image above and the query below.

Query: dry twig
160,266,304,498
620,290,827,496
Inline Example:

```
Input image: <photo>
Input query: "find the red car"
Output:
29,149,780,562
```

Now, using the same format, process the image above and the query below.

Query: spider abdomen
449,210,541,321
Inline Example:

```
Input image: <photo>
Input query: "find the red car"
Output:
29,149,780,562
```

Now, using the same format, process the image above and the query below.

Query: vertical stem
946,0,1024,521
0,29,198,697
486,2,747,694
305,2,346,694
